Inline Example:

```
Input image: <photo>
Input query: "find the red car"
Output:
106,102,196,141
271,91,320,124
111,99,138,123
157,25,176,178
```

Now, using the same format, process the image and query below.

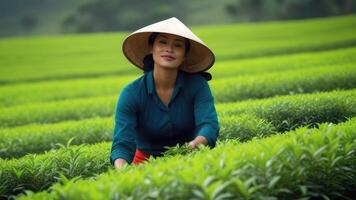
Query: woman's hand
188,136,208,150
114,158,127,169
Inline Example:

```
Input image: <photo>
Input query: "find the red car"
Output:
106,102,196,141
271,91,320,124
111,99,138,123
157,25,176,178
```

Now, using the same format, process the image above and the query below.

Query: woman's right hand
114,158,128,169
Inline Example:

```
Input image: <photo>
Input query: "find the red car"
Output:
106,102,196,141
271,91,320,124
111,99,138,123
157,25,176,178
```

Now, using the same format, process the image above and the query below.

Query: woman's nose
165,43,174,52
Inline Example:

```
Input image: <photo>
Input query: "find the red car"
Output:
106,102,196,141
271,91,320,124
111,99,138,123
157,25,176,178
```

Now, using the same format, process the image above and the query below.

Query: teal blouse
110,70,219,164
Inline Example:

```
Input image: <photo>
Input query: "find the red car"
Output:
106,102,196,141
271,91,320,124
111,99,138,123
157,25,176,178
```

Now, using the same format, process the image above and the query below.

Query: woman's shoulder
181,71,207,82
178,72,211,97
127,73,147,88
122,74,146,94
180,71,209,88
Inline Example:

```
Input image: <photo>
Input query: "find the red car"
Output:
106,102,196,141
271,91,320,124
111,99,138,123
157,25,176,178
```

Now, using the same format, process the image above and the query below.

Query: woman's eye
159,40,167,44
175,44,183,47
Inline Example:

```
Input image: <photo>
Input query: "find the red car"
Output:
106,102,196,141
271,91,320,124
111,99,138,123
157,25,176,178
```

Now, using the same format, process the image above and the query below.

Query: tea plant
18,118,356,200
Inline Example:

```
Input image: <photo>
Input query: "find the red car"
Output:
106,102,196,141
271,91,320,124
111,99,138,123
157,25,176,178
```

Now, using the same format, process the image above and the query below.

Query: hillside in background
0,0,235,37
0,0,94,37
1,0,355,38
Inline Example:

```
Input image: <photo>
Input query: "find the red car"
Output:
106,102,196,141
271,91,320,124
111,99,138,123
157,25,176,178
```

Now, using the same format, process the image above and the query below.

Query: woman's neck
153,65,178,91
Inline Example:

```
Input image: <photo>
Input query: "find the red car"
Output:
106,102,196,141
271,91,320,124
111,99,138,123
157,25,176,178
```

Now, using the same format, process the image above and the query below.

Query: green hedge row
212,64,356,102
0,75,136,108
1,89,355,158
0,95,117,128
217,89,356,132
0,142,111,199
1,66,355,128
19,118,356,200
0,117,113,158
0,114,273,159
211,46,356,79
1,46,355,108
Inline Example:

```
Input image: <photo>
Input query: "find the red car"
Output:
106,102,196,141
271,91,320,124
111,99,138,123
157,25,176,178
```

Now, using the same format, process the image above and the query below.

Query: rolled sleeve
193,78,219,148
110,86,137,165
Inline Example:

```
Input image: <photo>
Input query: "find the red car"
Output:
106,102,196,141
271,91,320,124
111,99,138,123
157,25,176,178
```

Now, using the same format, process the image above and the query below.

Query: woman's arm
192,76,220,148
110,86,138,168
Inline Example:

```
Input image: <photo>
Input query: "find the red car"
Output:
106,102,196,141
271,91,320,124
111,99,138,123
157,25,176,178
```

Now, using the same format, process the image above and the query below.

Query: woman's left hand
188,136,208,150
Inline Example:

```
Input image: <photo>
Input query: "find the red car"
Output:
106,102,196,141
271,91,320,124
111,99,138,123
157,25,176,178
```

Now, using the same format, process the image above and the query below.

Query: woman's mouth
161,55,176,61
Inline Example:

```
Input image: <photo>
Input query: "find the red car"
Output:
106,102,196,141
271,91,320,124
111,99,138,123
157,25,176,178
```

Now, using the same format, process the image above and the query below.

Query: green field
0,14,355,199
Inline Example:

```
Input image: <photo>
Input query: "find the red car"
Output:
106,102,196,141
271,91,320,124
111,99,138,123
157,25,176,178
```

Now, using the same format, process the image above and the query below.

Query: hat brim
122,18,215,73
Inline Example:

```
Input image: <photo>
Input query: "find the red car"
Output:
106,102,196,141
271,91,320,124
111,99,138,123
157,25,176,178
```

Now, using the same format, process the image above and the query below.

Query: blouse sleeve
193,77,220,147
110,86,137,165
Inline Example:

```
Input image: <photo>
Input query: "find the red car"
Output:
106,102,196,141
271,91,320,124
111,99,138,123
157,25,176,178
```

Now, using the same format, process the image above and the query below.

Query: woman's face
151,33,186,70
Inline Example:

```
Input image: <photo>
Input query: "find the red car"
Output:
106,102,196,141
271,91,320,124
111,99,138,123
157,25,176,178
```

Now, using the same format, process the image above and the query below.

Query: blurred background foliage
0,0,355,38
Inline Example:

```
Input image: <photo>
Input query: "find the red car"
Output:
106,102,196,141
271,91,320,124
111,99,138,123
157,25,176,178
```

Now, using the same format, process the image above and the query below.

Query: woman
111,17,219,169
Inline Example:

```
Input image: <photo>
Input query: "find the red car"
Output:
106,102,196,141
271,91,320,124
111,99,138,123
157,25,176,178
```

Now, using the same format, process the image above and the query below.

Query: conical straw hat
122,17,215,73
